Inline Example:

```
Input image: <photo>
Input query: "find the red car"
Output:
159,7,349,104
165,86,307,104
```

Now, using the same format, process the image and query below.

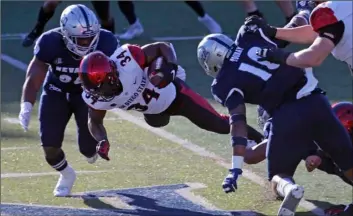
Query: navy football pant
38,84,97,157
144,78,230,134
267,93,353,180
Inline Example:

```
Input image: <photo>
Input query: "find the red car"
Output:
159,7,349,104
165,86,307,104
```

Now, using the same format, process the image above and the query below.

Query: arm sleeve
127,44,146,68
33,33,56,63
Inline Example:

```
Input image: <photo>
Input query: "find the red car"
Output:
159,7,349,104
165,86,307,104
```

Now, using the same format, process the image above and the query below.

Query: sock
36,6,54,29
118,1,137,25
185,1,205,17
45,149,68,172
273,176,295,197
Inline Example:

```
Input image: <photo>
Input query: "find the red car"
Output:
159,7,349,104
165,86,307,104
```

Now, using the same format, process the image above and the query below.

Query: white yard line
1,170,111,178
1,147,31,151
1,53,325,216
1,33,206,42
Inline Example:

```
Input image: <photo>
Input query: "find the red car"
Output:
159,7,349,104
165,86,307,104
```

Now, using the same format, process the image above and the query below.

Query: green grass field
1,1,352,216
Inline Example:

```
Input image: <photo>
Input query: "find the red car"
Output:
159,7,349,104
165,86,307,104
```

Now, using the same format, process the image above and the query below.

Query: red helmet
332,101,353,134
79,51,122,101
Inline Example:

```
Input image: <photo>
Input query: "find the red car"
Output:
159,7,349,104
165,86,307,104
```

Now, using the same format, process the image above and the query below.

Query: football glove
244,15,277,39
222,168,243,193
256,47,291,64
154,62,178,89
97,140,110,161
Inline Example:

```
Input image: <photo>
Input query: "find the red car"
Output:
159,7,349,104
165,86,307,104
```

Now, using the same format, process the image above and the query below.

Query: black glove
256,47,291,64
244,15,277,39
153,62,178,89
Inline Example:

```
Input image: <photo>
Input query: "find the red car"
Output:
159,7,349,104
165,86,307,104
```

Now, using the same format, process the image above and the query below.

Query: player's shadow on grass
81,193,265,216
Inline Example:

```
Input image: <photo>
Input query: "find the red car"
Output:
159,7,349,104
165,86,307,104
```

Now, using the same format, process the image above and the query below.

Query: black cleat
22,27,43,47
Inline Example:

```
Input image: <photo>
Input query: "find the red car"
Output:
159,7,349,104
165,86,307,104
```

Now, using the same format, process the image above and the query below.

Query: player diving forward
197,26,353,216
18,4,119,197
78,42,248,161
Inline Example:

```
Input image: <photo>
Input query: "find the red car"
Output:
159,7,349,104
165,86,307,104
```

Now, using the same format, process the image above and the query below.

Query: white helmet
60,4,101,57
197,34,234,78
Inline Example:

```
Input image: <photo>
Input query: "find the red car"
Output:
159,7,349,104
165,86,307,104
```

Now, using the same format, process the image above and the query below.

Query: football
147,57,175,87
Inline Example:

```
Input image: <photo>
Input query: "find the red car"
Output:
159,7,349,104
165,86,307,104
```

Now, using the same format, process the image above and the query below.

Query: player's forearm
286,48,324,68
158,42,177,64
276,25,317,45
21,74,44,105
88,119,108,142
230,122,248,169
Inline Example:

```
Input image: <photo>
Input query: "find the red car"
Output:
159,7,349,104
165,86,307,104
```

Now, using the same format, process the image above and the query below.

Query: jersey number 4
127,88,160,112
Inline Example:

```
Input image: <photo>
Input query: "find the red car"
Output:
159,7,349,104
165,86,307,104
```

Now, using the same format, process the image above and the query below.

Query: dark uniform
35,27,118,157
211,24,353,180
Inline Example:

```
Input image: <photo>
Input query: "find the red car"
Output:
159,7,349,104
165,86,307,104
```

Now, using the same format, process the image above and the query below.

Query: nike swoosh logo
133,77,137,84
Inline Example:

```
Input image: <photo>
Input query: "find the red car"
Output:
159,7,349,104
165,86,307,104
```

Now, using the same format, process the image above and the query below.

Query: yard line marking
1,53,325,216
1,33,207,42
3,117,21,124
1,147,31,151
1,170,111,178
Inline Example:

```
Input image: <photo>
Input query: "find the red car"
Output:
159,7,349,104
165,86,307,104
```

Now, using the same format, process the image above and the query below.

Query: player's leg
275,0,296,23
309,94,353,183
39,86,75,197
241,0,264,18
144,113,170,128
267,105,310,215
70,93,98,164
91,1,115,33
167,78,229,134
117,1,143,40
22,0,61,47
184,1,222,34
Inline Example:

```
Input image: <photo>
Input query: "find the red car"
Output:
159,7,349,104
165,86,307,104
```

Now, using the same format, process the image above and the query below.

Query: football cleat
198,14,222,34
53,165,76,197
86,153,98,164
278,184,304,216
117,19,144,40
296,1,317,13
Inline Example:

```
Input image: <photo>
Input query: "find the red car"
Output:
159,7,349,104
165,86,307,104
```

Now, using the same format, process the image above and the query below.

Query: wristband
21,102,33,112
232,156,244,169
231,136,248,147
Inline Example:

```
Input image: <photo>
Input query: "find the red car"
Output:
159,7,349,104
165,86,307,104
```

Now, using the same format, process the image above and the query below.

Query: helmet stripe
208,37,231,49
77,5,91,30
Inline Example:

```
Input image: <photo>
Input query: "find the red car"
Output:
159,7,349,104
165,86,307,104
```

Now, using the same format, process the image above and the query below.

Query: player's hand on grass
222,168,243,193
97,140,110,161
18,102,33,132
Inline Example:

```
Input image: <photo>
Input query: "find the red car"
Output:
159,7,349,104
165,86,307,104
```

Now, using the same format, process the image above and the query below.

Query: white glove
18,102,33,132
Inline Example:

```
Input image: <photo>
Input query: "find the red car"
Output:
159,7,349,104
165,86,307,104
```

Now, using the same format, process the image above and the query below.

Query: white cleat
278,184,304,216
117,19,144,40
198,14,222,34
86,153,98,164
53,165,76,197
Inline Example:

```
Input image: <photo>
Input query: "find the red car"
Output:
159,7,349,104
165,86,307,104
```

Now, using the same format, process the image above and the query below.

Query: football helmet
79,51,122,101
197,33,234,78
332,101,353,134
60,4,101,57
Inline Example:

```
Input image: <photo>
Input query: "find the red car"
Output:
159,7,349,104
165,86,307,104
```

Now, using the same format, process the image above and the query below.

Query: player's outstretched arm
21,56,48,105
141,42,177,65
88,107,108,142
275,25,317,45
88,107,111,161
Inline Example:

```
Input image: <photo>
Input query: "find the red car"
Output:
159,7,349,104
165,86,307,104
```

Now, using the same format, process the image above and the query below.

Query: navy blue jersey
34,27,119,93
211,25,319,113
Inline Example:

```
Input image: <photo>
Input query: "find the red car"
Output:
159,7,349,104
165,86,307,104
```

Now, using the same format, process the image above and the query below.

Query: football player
250,1,352,74
196,27,353,216
18,4,119,197
77,42,263,161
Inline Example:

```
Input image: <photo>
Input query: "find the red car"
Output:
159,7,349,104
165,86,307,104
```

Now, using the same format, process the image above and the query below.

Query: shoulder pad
97,30,120,56
34,28,62,63
310,2,339,32
126,44,145,68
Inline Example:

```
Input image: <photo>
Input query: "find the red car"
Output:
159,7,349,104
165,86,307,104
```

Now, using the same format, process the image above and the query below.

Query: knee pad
144,115,170,128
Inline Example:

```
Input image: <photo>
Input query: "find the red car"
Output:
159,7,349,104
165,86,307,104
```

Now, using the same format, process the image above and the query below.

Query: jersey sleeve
33,33,56,63
99,30,120,56
127,44,146,68
211,78,244,111
310,6,344,45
